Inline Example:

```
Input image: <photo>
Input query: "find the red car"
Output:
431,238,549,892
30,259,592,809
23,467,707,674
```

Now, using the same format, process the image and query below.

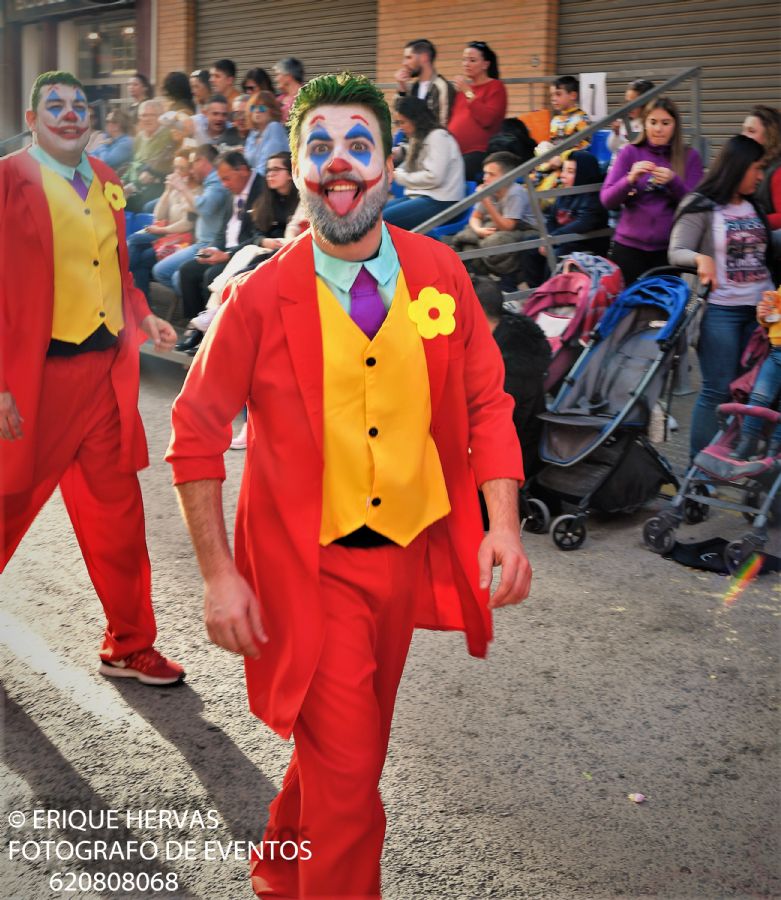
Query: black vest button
371,497,381,507
368,427,378,437
366,357,376,366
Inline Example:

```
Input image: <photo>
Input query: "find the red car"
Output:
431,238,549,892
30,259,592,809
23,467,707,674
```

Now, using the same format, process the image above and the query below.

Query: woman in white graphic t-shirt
669,134,776,456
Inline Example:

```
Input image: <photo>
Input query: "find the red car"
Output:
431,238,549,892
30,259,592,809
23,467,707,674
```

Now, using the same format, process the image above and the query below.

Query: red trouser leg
252,536,427,899
1,351,156,659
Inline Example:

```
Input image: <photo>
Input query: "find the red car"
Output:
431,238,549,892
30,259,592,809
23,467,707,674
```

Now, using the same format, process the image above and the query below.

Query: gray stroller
525,271,705,550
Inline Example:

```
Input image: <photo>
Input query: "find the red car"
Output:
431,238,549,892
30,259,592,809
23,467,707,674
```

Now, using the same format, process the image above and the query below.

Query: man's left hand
140,314,177,351
478,528,532,609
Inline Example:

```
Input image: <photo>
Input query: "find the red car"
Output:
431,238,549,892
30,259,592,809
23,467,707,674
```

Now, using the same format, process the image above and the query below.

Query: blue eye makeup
307,127,332,171
345,124,374,166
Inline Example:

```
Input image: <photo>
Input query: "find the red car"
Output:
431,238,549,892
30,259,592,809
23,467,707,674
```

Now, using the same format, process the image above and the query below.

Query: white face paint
28,83,91,164
295,104,391,245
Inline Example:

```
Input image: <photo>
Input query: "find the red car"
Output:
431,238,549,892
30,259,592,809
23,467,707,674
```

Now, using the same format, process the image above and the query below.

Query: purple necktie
349,267,386,340
70,170,89,201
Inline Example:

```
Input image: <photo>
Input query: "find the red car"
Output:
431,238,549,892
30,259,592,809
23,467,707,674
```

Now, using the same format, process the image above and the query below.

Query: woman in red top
449,41,507,181
743,105,781,253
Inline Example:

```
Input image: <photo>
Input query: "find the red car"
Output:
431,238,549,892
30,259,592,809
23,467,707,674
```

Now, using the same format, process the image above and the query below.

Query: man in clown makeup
0,72,184,686
167,72,530,898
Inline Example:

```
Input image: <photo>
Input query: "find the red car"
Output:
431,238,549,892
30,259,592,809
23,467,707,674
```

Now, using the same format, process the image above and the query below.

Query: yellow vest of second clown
41,167,124,343
318,269,450,547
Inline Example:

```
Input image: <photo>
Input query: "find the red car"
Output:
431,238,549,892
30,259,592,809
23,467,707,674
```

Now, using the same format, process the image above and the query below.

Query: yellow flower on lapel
408,286,456,339
103,181,126,211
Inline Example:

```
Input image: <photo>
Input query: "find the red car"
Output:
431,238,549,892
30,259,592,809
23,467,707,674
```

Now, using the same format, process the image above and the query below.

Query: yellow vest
318,270,451,547
41,167,124,343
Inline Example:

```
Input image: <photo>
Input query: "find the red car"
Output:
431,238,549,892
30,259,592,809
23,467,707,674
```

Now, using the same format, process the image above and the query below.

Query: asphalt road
1,352,779,900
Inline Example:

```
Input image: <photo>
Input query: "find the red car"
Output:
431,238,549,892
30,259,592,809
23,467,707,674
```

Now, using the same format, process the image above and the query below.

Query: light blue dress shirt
312,223,400,314
245,121,290,175
30,145,95,185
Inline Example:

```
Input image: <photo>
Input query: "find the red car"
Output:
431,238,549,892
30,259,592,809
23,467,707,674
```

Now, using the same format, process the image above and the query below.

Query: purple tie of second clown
349,266,386,340
70,170,89,201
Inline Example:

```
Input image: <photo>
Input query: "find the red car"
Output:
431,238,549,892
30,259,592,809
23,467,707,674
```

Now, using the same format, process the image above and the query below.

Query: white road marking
0,609,138,726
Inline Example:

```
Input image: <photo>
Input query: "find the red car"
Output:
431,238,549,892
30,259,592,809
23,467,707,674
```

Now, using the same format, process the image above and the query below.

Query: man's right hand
394,66,411,92
695,253,717,289
197,247,229,265
0,392,23,440
203,565,268,658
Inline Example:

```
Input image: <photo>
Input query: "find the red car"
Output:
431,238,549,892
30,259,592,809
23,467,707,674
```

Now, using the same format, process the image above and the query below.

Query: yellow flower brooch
104,181,126,211
408,287,456,339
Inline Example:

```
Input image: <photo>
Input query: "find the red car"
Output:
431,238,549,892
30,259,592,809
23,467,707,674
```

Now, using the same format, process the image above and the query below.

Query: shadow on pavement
107,680,277,843
1,689,198,899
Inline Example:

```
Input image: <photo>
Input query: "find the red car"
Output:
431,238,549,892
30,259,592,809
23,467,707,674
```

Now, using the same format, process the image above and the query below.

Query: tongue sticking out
326,185,359,216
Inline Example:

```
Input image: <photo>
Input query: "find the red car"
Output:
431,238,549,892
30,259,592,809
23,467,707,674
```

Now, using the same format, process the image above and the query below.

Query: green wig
30,71,85,112
288,72,392,166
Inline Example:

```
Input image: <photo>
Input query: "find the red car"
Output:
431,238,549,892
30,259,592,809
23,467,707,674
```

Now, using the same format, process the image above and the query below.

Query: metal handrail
0,130,31,153
452,182,610,260
410,65,702,238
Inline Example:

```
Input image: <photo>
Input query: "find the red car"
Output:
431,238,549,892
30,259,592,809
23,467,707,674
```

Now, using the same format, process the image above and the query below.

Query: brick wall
156,0,195,83
376,0,559,116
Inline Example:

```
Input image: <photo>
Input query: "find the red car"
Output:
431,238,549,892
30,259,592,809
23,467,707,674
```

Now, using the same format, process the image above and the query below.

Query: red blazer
167,226,524,738
0,148,151,494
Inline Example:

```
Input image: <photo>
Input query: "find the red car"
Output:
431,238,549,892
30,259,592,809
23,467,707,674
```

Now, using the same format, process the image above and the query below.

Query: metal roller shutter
195,0,377,82
558,0,781,156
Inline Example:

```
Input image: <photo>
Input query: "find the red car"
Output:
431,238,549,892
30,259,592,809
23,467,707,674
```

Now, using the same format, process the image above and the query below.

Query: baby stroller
524,271,703,550
643,331,780,572
522,253,623,394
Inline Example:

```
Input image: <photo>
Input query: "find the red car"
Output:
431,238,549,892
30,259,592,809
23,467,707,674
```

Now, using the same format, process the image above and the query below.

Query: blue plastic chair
587,129,613,172
428,180,477,240
389,180,405,199
124,212,140,235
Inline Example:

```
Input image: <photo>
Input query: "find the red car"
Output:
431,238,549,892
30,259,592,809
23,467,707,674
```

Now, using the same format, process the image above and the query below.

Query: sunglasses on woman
250,104,268,113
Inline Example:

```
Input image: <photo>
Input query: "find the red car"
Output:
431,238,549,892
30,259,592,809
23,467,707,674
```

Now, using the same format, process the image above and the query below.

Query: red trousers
0,349,156,660
251,535,427,899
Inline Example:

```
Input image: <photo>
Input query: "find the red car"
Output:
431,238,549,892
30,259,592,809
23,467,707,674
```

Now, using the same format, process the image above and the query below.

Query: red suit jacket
167,226,524,738
0,148,151,495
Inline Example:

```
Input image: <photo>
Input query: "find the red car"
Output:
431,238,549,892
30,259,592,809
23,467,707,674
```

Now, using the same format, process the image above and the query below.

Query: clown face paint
296,104,391,245
28,83,91,165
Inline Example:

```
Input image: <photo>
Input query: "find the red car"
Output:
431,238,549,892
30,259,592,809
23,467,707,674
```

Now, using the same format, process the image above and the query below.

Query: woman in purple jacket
601,97,703,285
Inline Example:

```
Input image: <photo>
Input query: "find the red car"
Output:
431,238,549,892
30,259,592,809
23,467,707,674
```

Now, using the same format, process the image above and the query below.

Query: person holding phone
601,96,703,285
147,144,231,296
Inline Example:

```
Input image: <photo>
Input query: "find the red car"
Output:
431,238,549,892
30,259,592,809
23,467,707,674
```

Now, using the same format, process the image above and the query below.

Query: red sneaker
99,647,185,686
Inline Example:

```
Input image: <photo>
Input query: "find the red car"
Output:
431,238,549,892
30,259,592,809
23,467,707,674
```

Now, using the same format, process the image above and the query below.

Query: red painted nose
326,157,351,174
63,110,78,122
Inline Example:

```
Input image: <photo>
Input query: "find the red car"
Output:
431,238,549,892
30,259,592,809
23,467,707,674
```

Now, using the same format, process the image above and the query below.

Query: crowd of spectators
97,49,779,460
100,57,306,314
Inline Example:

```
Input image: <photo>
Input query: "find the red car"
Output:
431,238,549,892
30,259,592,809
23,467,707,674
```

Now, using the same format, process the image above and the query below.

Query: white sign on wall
579,72,608,121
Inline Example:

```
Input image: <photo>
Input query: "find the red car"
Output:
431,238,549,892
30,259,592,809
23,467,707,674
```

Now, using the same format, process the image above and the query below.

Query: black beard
302,171,389,246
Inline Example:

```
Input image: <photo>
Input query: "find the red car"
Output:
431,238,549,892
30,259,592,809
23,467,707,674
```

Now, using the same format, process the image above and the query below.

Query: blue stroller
525,272,704,550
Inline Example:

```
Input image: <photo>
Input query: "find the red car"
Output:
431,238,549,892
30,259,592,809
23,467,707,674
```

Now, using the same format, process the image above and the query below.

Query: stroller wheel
683,487,710,525
551,514,587,551
643,516,675,554
724,535,764,575
524,498,551,534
